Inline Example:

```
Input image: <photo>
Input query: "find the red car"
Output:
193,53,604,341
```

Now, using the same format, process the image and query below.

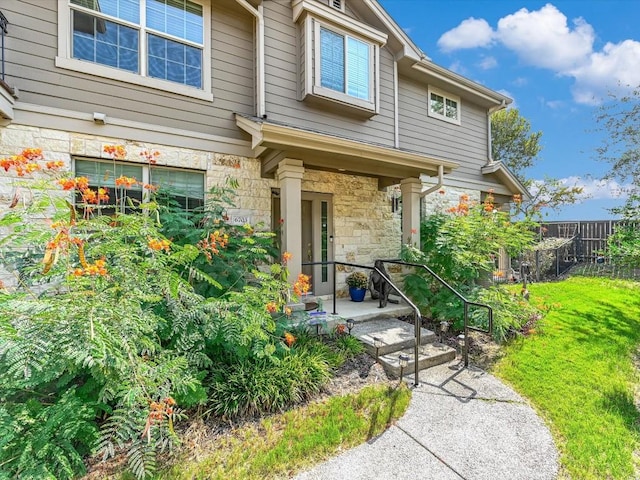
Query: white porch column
277,159,304,282
400,177,423,247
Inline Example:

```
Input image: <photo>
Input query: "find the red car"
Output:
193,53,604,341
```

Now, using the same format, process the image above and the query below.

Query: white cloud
436,3,640,104
512,77,528,87
570,40,640,104
478,56,498,70
531,176,631,200
495,4,594,71
437,17,494,52
545,99,564,109
448,60,467,75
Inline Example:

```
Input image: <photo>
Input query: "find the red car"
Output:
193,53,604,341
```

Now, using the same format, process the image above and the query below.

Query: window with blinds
74,159,204,214
319,26,370,102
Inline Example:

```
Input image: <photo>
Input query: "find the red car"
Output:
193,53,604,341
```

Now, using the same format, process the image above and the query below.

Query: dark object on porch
369,260,399,308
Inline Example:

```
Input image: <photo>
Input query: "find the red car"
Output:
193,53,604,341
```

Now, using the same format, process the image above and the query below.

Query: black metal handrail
302,260,424,386
381,259,493,367
0,11,7,81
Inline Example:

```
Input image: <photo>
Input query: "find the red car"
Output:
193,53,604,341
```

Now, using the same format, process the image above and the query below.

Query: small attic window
331,0,344,12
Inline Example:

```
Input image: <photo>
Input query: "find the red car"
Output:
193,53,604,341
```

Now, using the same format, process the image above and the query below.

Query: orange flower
335,323,346,335
460,194,470,202
282,251,293,264
266,302,278,313
438,189,446,195
22,148,44,162
293,273,311,296
284,332,296,347
142,183,158,191
140,150,160,165
115,175,138,189
483,203,494,213
58,178,76,190
103,144,127,159
46,161,65,170
148,238,171,252
285,307,292,316
411,228,417,235
197,230,229,260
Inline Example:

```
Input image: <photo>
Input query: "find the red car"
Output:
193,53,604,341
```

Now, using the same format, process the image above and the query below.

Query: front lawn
159,383,411,479
493,276,640,479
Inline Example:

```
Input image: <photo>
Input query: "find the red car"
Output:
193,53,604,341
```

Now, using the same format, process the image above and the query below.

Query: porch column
277,159,305,282
400,177,423,247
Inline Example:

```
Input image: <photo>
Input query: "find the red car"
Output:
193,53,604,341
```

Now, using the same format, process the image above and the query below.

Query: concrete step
378,343,457,377
353,318,436,356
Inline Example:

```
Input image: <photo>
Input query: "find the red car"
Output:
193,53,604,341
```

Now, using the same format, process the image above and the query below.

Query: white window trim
73,157,205,206
56,0,213,102
312,19,377,112
428,86,461,125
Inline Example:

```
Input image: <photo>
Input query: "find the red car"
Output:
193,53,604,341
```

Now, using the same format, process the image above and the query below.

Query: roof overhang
481,161,531,200
236,114,458,187
404,59,512,109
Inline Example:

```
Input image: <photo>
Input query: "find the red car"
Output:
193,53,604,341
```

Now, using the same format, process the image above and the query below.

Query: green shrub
0,148,295,479
207,349,332,418
332,334,365,358
473,286,546,343
0,388,98,480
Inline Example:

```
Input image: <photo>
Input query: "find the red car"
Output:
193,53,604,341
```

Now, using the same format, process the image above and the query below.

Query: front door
272,191,334,296
301,193,333,296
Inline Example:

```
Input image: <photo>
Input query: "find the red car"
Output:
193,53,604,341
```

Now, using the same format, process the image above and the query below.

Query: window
294,0,387,114
319,27,370,101
57,0,212,101
428,87,461,125
311,21,379,112
74,159,204,214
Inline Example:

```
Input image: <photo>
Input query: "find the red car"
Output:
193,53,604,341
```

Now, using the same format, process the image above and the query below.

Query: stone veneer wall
0,124,485,295
302,170,402,295
0,124,274,288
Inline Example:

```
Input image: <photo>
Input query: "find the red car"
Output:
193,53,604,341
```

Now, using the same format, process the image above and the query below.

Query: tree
595,87,640,266
491,108,584,217
491,108,543,179
596,86,640,190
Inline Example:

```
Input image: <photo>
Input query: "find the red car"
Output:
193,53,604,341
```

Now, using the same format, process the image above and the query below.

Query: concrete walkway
295,360,559,480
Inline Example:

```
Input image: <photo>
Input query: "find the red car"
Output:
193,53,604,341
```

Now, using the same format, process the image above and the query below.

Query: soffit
236,114,458,186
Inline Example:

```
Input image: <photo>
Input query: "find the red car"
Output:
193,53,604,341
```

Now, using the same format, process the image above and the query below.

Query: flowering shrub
0,147,307,479
402,190,537,332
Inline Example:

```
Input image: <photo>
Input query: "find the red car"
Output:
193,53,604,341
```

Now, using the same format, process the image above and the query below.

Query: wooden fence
539,220,636,261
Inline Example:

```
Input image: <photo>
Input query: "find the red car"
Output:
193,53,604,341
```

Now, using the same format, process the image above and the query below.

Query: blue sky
379,0,640,220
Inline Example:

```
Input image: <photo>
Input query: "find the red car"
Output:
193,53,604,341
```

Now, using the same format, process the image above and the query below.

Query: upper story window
57,0,212,101
428,87,461,125
293,0,387,115
319,26,370,101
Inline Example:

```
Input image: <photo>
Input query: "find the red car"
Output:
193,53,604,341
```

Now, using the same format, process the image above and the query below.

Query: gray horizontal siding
2,0,255,141
398,77,489,179
263,1,395,147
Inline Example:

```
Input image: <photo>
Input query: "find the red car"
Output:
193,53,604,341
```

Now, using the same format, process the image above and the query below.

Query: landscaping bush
472,285,547,342
401,192,537,332
0,148,316,479
207,348,332,418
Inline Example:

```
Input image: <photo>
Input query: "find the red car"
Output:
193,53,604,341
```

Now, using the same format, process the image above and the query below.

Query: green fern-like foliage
0,164,311,478
0,388,98,479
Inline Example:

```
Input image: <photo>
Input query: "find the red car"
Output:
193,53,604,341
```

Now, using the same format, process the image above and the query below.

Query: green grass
160,383,411,479
493,276,640,479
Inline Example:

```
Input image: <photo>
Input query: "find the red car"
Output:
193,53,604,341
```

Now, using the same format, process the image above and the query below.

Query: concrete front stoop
352,318,456,377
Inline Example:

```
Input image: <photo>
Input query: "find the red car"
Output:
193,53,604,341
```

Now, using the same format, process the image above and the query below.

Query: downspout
486,99,506,165
420,164,444,198
393,58,399,148
234,0,265,118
